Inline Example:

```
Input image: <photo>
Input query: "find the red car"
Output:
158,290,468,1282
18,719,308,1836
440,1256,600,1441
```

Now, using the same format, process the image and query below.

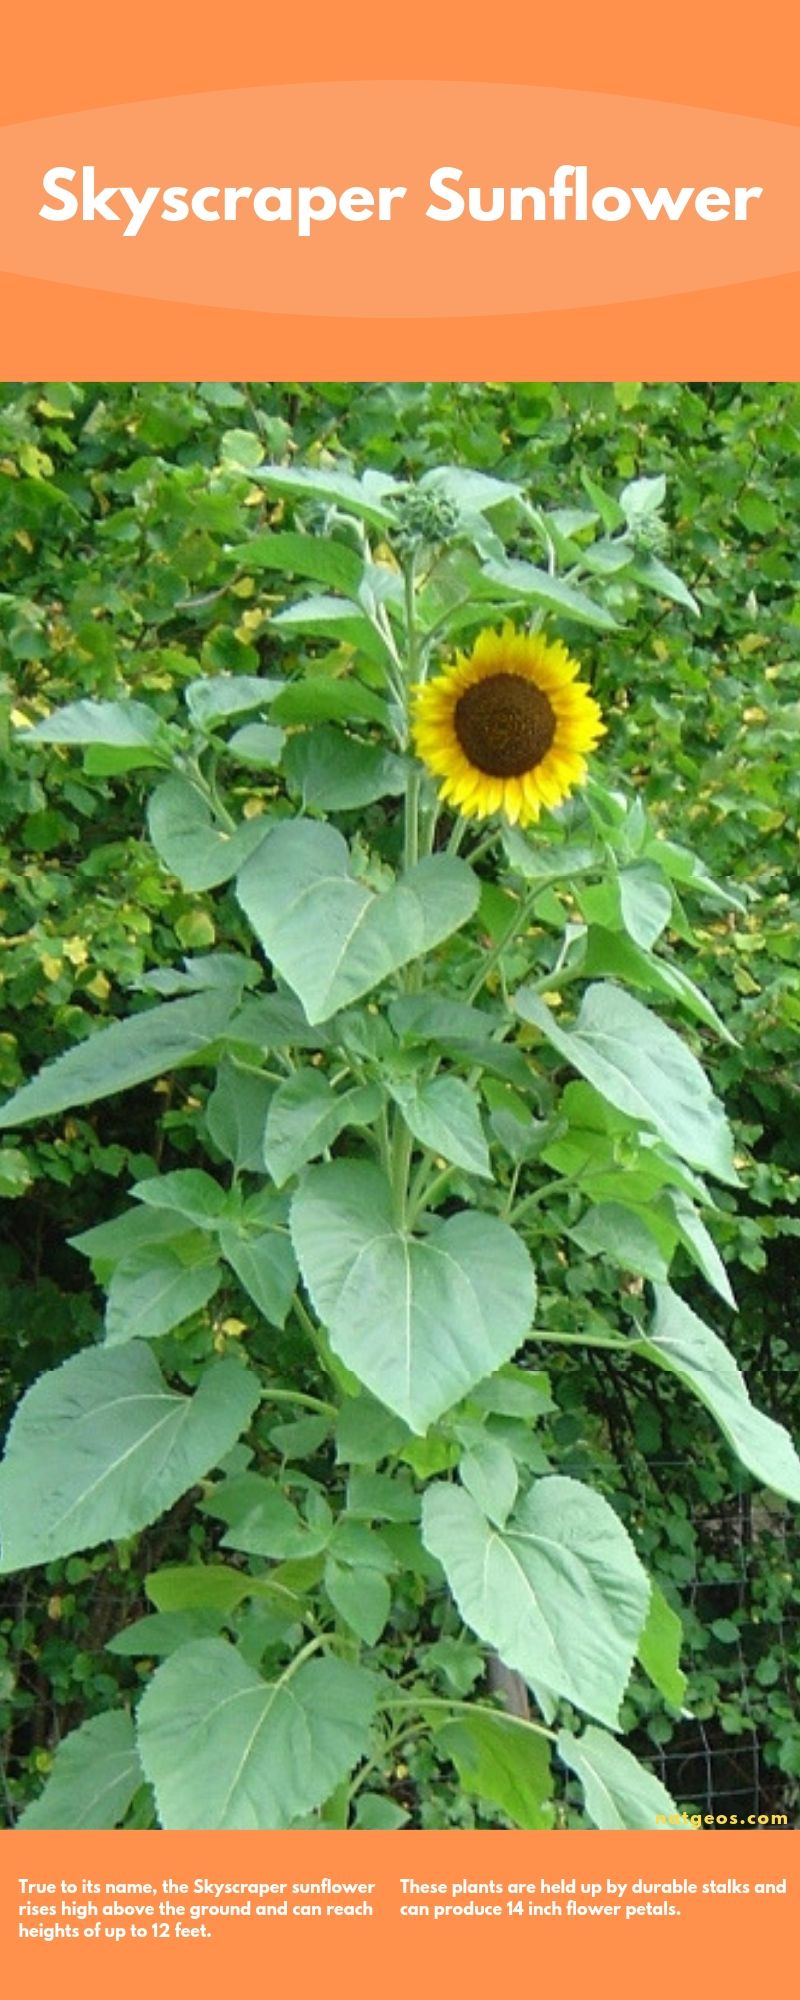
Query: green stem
501,1162,521,1221
533,1327,637,1353
277,1633,329,1685
383,1693,556,1741
404,768,421,873
261,1385,338,1418
185,756,237,834
390,1112,413,1229
446,814,467,855
465,884,539,1005
291,1290,343,1386
509,1176,575,1223
509,1164,617,1226
410,1162,455,1222
467,826,501,869
377,1102,392,1179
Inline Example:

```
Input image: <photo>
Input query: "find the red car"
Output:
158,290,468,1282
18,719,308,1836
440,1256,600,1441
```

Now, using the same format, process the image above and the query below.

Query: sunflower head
411,622,605,827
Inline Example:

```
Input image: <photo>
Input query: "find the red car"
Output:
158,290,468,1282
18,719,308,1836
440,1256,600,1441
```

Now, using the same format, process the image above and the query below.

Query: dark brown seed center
454,673,556,778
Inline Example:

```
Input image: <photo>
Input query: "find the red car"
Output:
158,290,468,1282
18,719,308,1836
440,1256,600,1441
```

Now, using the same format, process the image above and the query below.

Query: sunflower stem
465,884,539,1005
404,769,421,873
390,1111,413,1230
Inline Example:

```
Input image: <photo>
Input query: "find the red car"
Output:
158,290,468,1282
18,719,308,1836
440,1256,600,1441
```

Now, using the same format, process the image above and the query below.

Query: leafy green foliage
1,378,797,1832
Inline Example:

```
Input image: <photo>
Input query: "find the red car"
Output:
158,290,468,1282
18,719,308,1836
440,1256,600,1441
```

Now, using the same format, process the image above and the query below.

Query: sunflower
411,622,605,827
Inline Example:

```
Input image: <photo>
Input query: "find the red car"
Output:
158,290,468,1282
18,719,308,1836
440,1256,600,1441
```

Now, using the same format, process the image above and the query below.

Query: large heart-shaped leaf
516,981,737,1183
237,820,478,1024
0,1346,260,1570
290,1161,535,1431
137,1638,376,1828
422,1476,650,1727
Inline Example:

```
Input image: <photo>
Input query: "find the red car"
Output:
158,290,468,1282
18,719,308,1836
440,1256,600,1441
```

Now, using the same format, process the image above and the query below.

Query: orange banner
0,0,798,376
2,1830,798,2000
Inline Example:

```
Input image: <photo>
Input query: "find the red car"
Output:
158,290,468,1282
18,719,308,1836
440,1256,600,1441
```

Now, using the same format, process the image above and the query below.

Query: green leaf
136,1639,377,1828
237,820,479,1025
639,1288,800,1503
582,926,735,1042
468,1365,554,1421
270,677,388,727
202,1474,330,1559
145,1564,255,1614
0,1147,32,1197
232,529,364,597
107,1610,225,1656
516,982,737,1183
667,1190,736,1308
228,990,331,1053
250,462,395,528
388,1076,492,1180
620,473,666,523
206,1057,273,1173
353,1794,408,1829
648,836,744,911
568,1202,673,1283
291,1161,535,1432
131,1168,228,1228
283,725,406,812
616,864,673,948
557,1725,684,1830
69,1204,199,1280
226,723,286,767
389,995,532,1090
220,1217,297,1328
272,595,392,668
541,1080,712,1211
264,1071,380,1187
421,465,523,515
334,1394,410,1465
503,827,600,885
631,555,699,614
269,1413,331,1458
325,1558,391,1644
105,1246,222,1345
148,776,268,890
184,674,284,729
479,557,618,630
0,989,235,1130
422,1476,650,1728
25,698,171,759
345,1469,419,1521
576,471,624,531
137,953,258,999
0,1347,260,1571
220,428,264,470
437,1710,554,1829
459,1438,518,1527
17,1711,143,1830
637,1583,687,1708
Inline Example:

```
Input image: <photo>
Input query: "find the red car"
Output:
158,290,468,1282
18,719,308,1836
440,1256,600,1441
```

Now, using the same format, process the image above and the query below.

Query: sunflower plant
1,454,798,1834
